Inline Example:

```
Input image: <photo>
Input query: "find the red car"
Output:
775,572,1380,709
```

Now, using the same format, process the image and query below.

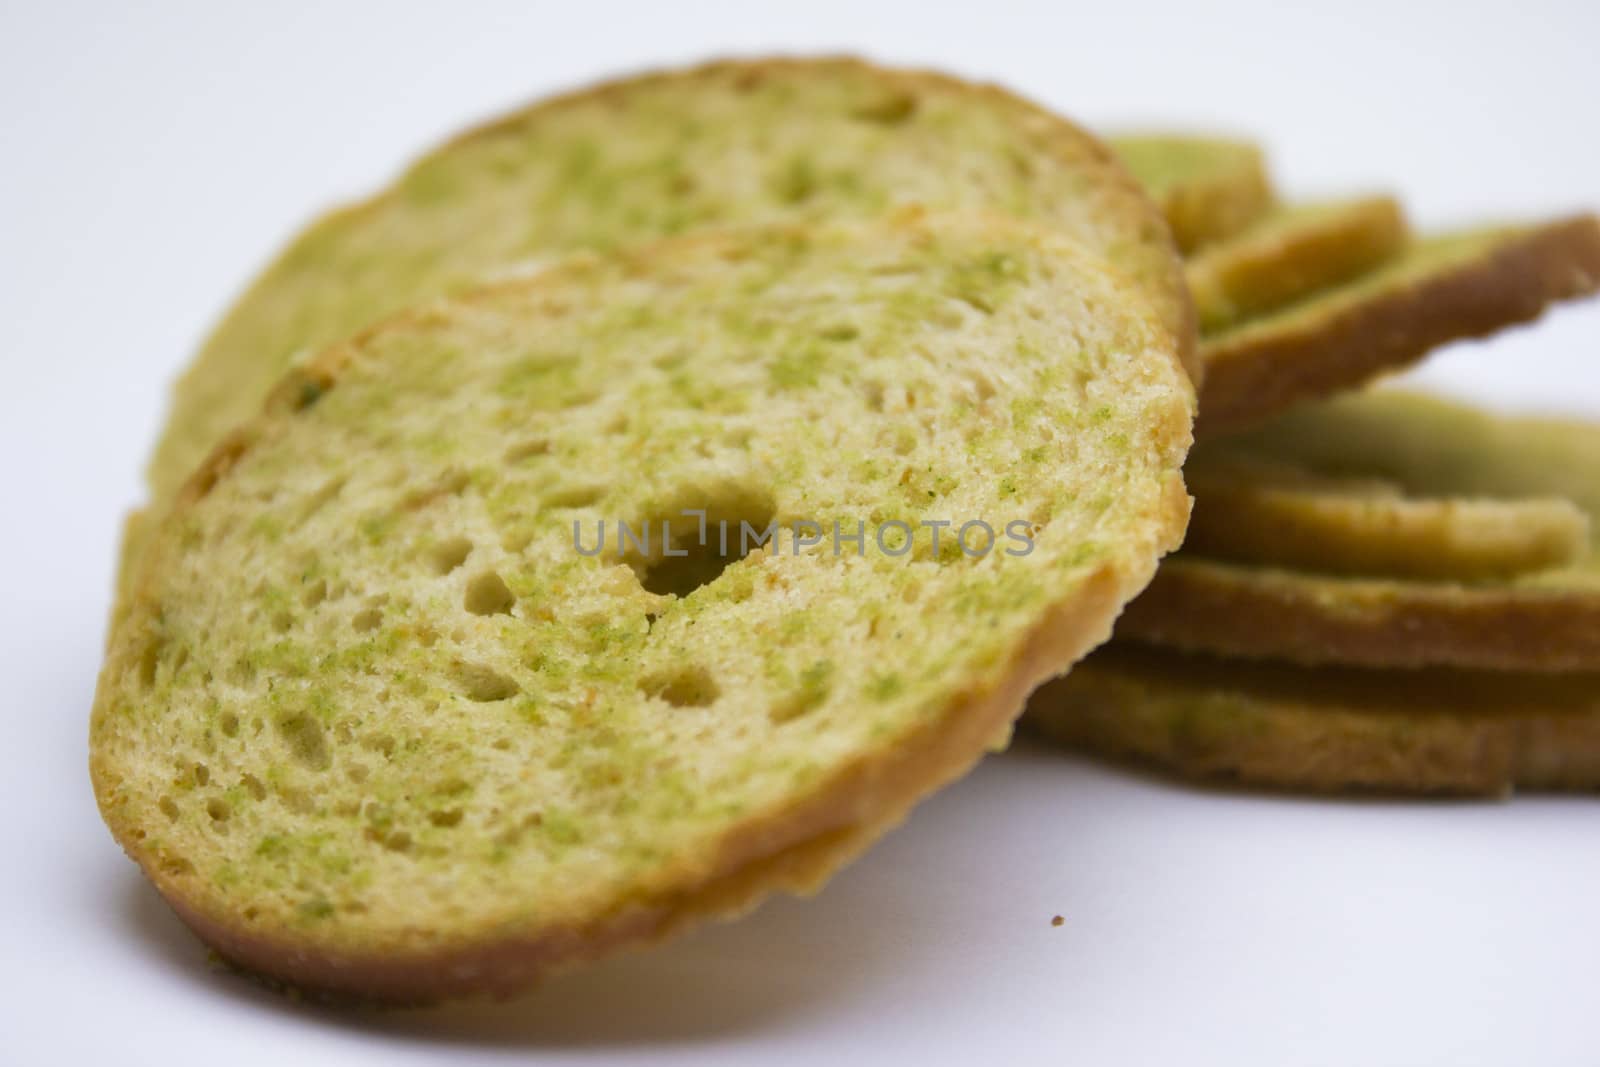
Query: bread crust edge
1025,646,1600,796
1119,558,1600,672
1196,214,1600,438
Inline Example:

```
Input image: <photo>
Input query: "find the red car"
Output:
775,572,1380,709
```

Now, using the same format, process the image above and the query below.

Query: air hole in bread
402,470,471,511
429,808,464,828
429,537,473,575
275,712,331,772
298,897,334,920
135,637,165,689
297,477,345,525
275,370,327,413
862,380,885,412
464,571,516,616
635,484,776,598
500,526,534,554
279,785,315,814
544,484,606,510
352,607,383,633
242,774,267,801
854,91,918,124
159,855,194,877
771,661,833,724
158,795,180,821
768,697,814,725
301,578,328,608
206,798,230,823
219,712,239,737
505,438,551,462
271,610,294,633
653,347,689,371
453,662,519,702
192,763,209,787
640,665,720,708
953,291,995,315
772,156,818,204
187,437,249,500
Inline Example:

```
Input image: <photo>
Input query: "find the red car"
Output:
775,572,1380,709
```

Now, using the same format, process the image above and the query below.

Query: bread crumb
1051,915,1064,927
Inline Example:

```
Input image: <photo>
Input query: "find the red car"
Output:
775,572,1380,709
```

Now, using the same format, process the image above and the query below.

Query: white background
3,1,1598,1064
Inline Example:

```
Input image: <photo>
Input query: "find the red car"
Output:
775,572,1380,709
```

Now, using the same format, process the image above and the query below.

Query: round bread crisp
1195,215,1600,437
1109,134,1275,253
1185,196,1408,334
1026,643,1600,796
146,56,1192,509
1182,454,1588,581
92,215,1194,1002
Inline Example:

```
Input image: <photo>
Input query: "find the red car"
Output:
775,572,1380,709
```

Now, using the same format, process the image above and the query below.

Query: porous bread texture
92,215,1195,1001
1110,134,1274,253
1195,215,1600,436
1182,452,1588,580
1120,391,1600,671
1186,196,1408,334
1025,644,1600,796
145,55,1192,512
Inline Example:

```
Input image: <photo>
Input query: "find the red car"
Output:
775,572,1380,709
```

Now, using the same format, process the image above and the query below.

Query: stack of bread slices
1029,135,1600,795
90,60,1599,1006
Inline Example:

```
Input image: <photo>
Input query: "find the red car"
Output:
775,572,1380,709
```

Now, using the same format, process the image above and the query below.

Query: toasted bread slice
1187,197,1408,333
145,58,1192,515
1122,392,1600,670
1183,453,1588,580
1025,644,1600,795
1196,215,1600,436
1122,559,1600,671
1111,134,1275,253
92,215,1195,1002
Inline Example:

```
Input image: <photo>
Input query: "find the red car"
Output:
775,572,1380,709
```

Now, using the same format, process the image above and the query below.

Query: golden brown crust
1025,644,1600,796
1196,215,1600,438
1119,558,1600,672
